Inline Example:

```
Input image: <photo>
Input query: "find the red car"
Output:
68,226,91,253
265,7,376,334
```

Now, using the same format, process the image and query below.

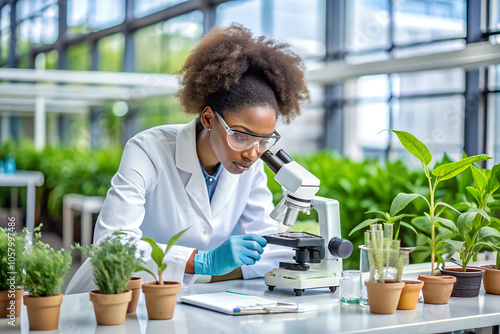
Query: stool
63,194,104,259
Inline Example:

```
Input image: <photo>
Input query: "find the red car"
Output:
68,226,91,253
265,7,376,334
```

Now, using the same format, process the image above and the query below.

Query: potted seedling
136,228,189,320
0,227,26,320
363,223,406,314
440,163,500,296
23,225,72,331
351,200,421,309
75,232,142,325
387,130,491,304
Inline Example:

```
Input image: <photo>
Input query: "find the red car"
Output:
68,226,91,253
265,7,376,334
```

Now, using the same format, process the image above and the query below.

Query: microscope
261,150,353,296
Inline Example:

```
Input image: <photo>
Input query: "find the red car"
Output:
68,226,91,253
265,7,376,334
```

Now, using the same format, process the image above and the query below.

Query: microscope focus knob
328,237,353,259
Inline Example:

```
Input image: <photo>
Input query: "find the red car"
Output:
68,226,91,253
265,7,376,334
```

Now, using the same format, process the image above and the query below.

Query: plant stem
159,269,163,285
496,252,500,267
429,175,439,276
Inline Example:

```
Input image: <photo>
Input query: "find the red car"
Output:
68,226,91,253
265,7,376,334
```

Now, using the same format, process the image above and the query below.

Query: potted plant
0,227,26,320
23,225,72,331
126,276,143,313
136,228,188,320
75,232,142,325
363,223,406,314
440,163,500,296
351,199,421,309
387,130,491,304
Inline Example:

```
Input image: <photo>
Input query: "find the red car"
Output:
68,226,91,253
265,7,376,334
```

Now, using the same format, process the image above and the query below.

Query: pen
233,305,264,313
225,290,250,296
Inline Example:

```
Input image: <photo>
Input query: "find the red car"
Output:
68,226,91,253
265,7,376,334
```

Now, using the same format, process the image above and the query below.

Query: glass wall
67,0,125,36
0,4,10,65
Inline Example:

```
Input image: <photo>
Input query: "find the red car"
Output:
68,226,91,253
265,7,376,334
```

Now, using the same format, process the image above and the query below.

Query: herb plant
136,228,189,285
23,225,72,297
75,232,142,294
386,130,491,275
442,163,500,271
0,228,26,290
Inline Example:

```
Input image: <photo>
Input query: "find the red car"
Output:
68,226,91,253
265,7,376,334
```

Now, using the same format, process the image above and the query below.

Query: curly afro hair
176,24,310,124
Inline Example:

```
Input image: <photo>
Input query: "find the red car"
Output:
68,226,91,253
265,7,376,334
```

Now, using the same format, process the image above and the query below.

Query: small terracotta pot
89,290,132,325
142,281,181,320
23,294,63,331
0,288,24,318
397,280,423,310
481,265,500,295
418,275,456,304
365,280,405,314
440,267,485,297
126,277,143,313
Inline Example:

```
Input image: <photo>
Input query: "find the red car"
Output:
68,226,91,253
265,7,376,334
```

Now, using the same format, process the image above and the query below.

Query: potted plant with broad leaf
74,232,143,325
0,227,26,319
439,162,500,296
135,228,189,320
23,225,72,331
387,130,491,304
350,198,421,309
363,223,406,314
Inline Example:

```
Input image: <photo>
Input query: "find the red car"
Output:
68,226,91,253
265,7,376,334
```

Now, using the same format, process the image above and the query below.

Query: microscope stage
264,270,339,296
263,231,324,248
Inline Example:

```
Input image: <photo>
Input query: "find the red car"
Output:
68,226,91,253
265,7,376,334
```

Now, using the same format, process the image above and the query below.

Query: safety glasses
214,111,280,153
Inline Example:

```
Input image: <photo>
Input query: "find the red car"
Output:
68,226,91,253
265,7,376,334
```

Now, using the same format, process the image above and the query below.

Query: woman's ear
201,106,214,131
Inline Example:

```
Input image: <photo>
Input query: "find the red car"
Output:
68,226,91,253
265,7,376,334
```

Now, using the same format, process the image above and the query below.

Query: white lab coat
66,119,291,294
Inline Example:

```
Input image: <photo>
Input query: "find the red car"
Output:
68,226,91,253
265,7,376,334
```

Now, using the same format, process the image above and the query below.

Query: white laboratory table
1,272,500,334
0,171,44,232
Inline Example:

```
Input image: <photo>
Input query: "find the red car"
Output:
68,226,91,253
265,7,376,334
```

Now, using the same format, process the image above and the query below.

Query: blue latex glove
194,234,267,276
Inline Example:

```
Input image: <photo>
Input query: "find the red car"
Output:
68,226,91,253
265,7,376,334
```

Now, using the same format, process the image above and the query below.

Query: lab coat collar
175,119,239,222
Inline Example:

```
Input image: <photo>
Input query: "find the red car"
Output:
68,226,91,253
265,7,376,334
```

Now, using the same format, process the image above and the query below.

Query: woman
66,24,310,293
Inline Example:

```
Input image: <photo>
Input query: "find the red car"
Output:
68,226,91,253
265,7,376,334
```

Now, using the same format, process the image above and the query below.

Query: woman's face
204,105,277,174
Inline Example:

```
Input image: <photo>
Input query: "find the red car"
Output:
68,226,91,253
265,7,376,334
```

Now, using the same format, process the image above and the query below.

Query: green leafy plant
349,195,418,240
364,223,407,283
0,227,27,290
386,130,491,275
135,228,189,285
442,163,500,271
75,232,142,294
23,225,72,297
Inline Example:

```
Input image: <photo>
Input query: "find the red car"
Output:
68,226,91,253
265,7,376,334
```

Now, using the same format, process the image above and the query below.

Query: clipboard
180,291,317,315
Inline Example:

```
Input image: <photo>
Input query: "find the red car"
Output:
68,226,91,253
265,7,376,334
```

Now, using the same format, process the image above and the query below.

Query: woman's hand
194,234,267,276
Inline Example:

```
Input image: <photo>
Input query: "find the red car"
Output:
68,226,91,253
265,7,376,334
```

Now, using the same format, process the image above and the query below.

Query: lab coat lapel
176,120,212,223
211,168,239,218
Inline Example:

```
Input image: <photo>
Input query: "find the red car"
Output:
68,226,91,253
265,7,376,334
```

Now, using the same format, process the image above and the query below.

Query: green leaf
470,165,487,192
135,260,157,281
457,212,476,237
442,238,464,253
165,227,190,254
389,193,426,216
400,221,419,237
478,226,500,241
432,155,492,181
141,237,165,268
493,163,500,185
349,218,381,236
434,202,461,215
159,263,167,274
389,130,432,166
472,208,490,222
466,186,481,203
434,217,458,234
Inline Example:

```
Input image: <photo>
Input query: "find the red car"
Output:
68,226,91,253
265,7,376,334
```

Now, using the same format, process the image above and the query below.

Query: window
68,42,91,71
67,0,125,36
217,0,326,60
98,34,125,72
0,4,10,64
134,0,187,19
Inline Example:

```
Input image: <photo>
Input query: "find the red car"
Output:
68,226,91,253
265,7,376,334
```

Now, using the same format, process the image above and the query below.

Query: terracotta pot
440,267,485,297
23,294,63,331
0,288,23,318
126,277,143,313
481,265,500,295
142,281,181,320
397,280,423,310
418,275,456,304
89,290,132,325
365,280,405,314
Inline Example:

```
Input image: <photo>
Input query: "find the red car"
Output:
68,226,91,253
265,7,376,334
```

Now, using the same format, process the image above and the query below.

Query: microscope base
264,269,340,296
